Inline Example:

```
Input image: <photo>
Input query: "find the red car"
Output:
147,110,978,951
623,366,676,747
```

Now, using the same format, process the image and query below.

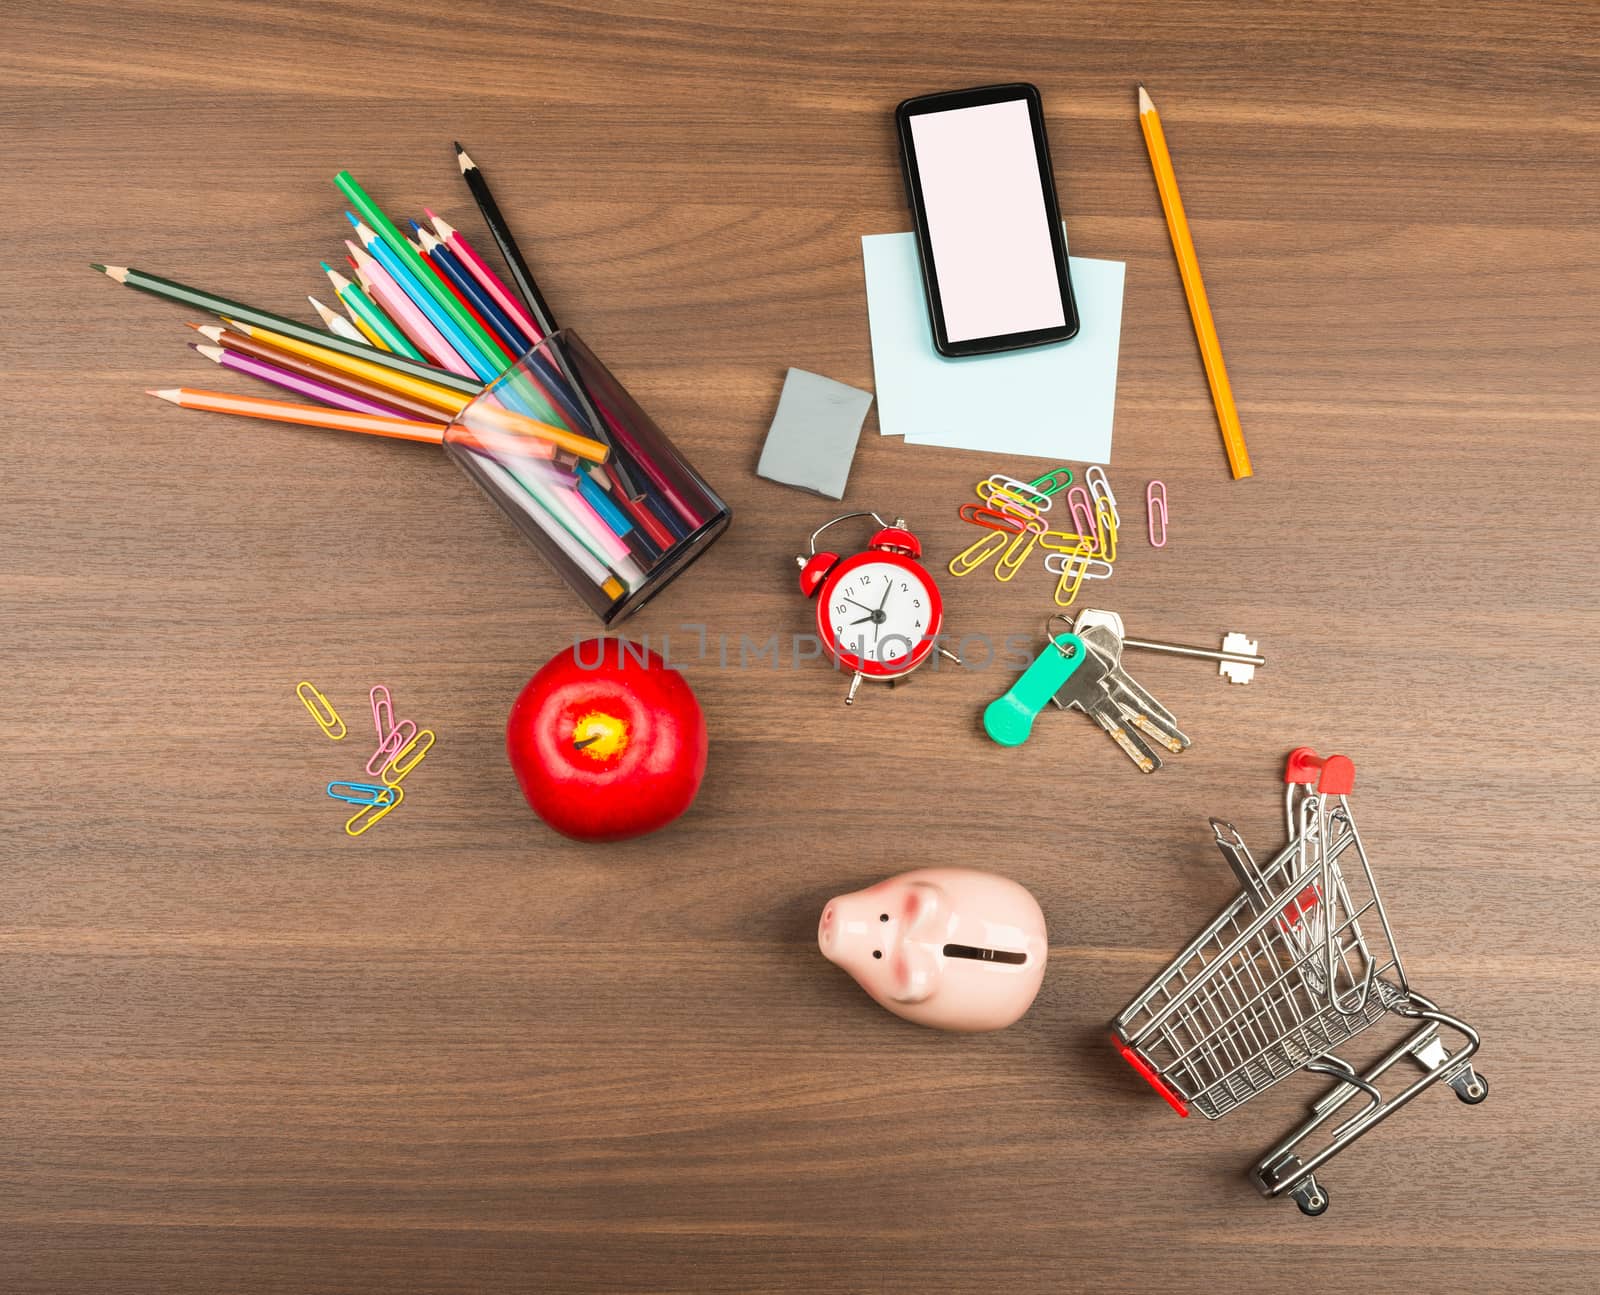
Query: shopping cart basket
1111,748,1487,1215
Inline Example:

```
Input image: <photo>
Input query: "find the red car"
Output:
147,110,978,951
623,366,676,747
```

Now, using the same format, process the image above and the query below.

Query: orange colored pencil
147,387,449,444
1138,85,1252,480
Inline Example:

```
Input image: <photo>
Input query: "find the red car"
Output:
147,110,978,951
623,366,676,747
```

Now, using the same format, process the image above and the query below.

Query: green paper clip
983,633,1086,747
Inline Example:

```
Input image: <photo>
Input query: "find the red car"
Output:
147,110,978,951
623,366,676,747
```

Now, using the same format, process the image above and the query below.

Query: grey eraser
756,368,874,500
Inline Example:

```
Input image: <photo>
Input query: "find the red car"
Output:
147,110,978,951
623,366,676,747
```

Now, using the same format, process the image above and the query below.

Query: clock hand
876,575,893,612
842,597,873,613
850,614,875,625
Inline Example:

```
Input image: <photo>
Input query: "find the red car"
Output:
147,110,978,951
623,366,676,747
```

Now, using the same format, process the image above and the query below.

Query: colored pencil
412,234,517,364
192,343,415,419
192,323,450,422
324,262,422,360
347,240,457,371
451,145,644,500
347,217,494,380
453,144,557,336
148,387,449,444
426,209,542,341
335,170,509,378
225,319,470,415
415,223,531,356
1137,86,1251,480
221,320,608,461
307,294,368,345
90,263,480,397
469,456,624,600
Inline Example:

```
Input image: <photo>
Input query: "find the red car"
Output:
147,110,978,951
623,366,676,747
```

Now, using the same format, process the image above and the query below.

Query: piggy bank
817,867,1048,1031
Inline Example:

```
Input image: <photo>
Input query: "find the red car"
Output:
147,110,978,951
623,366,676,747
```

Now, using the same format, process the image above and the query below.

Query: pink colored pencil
427,210,543,342
191,343,418,419
344,239,475,381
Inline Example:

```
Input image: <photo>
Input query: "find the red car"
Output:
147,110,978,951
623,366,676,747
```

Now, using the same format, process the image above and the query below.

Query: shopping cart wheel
1290,1177,1330,1217
1453,1070,1489,1105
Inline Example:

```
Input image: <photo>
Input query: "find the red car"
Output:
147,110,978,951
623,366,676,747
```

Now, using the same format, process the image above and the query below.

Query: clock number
913,599,921,608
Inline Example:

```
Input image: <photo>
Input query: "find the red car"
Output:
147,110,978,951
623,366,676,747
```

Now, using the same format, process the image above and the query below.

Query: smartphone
895,83,1078,357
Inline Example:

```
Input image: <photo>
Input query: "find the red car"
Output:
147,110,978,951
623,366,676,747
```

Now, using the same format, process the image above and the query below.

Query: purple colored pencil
190,343,415,419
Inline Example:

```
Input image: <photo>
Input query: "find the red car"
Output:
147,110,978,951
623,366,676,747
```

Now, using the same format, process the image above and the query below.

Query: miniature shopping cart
1111,748,1487,1215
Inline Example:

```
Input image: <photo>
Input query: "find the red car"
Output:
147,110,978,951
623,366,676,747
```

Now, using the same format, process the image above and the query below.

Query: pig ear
903,881,943,935
888,944,940,1004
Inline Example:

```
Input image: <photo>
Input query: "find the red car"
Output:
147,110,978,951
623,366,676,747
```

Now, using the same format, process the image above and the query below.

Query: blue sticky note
861,229,1125,463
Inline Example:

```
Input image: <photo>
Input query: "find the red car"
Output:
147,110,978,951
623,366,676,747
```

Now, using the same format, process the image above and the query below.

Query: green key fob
983,633,1086,747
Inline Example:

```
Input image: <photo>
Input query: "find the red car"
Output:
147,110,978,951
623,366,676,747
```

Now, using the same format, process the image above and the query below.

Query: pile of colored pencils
95,145,707,607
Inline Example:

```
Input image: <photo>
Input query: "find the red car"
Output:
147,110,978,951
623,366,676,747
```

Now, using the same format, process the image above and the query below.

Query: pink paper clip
370,684,396,742
1066,486,1100,555
1146,480,1169,548
366,718,417,776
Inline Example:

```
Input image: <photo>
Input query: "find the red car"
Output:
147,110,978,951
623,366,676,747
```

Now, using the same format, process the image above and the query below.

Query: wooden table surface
4,1,1597,1290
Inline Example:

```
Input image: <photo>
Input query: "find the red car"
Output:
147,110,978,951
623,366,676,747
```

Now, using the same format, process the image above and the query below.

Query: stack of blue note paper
861,226,1125,463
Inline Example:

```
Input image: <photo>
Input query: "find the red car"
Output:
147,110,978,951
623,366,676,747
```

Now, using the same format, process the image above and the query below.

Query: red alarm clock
797,512,955,705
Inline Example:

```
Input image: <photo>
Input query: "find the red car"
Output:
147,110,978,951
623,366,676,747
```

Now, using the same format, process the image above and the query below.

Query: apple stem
573,735,601,750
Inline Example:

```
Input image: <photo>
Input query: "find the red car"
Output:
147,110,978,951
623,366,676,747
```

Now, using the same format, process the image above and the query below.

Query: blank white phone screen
908,99,1065,343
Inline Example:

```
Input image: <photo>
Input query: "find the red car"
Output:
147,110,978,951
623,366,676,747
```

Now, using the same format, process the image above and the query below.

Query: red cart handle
1284,747,1355,796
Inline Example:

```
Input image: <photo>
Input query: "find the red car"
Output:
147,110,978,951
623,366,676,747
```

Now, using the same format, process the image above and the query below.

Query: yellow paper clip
381,728,436,787
1096,500,1118,564
1038,529,1095,553
950,529,1009,577
1051,540,1093,607
296,680,346,740
994,525,1040,581
346,781,403,836
977,477,1052,513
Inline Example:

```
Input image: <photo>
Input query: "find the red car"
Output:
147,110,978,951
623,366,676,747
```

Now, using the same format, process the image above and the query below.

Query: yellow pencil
1138,85,1252,480
224,321,611,463
227,319,471,415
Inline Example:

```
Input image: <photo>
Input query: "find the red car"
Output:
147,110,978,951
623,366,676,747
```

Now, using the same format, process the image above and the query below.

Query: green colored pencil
334,171,509,377
322,262,424,362
90,263,480,396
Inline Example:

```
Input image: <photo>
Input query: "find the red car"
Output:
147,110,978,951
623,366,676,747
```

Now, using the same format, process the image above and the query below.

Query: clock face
820,555,940,676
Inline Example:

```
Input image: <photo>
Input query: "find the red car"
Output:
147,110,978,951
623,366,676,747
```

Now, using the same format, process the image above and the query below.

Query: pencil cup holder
444,330,730,624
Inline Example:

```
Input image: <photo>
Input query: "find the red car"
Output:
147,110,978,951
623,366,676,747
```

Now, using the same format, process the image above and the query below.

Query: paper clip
346,782,404,837
1147,481,1169,548
370,684,396,742
978,476,1052,513
958,502,1026,533
1029,466,1075,496
1085,465,1120,528
1065,486,1100,554
950,529,1009,577
381,728,436,787
296,681,346,740
327,780,397,807
994,526,1040,582
1051,539,1093,607
365,718,417,776
1038,529,1095,552
1096,499,1118,564
986,493,1044,527
1044,551,1114,582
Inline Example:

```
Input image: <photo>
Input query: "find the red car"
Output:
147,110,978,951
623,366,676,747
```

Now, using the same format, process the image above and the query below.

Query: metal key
1078,622,1191,754
1051,647,1162,773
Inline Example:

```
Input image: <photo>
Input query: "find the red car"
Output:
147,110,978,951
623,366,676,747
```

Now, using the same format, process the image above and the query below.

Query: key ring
1046,614,1081,658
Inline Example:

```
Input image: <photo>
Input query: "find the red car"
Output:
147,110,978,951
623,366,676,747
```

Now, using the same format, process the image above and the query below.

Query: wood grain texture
2,1,1598,1291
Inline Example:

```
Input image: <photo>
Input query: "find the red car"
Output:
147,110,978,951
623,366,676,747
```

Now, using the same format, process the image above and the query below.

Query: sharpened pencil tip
147,388,182,403
456,147,475,173
1138,85,1154,113
89,262,106,273
320,261,334,274
195,344,224,362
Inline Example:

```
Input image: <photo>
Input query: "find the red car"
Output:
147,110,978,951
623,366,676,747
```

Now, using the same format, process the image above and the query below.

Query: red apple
506,638,708,842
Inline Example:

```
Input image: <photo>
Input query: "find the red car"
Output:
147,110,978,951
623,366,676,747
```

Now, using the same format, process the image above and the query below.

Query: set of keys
983,609,1265,773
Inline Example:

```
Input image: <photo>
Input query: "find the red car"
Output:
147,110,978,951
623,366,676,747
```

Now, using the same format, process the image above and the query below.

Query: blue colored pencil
413,223,531,356
347,215,501,383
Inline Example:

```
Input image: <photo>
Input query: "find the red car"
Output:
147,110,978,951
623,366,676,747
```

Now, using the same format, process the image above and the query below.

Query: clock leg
938,647,963,665
845,672,864,706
